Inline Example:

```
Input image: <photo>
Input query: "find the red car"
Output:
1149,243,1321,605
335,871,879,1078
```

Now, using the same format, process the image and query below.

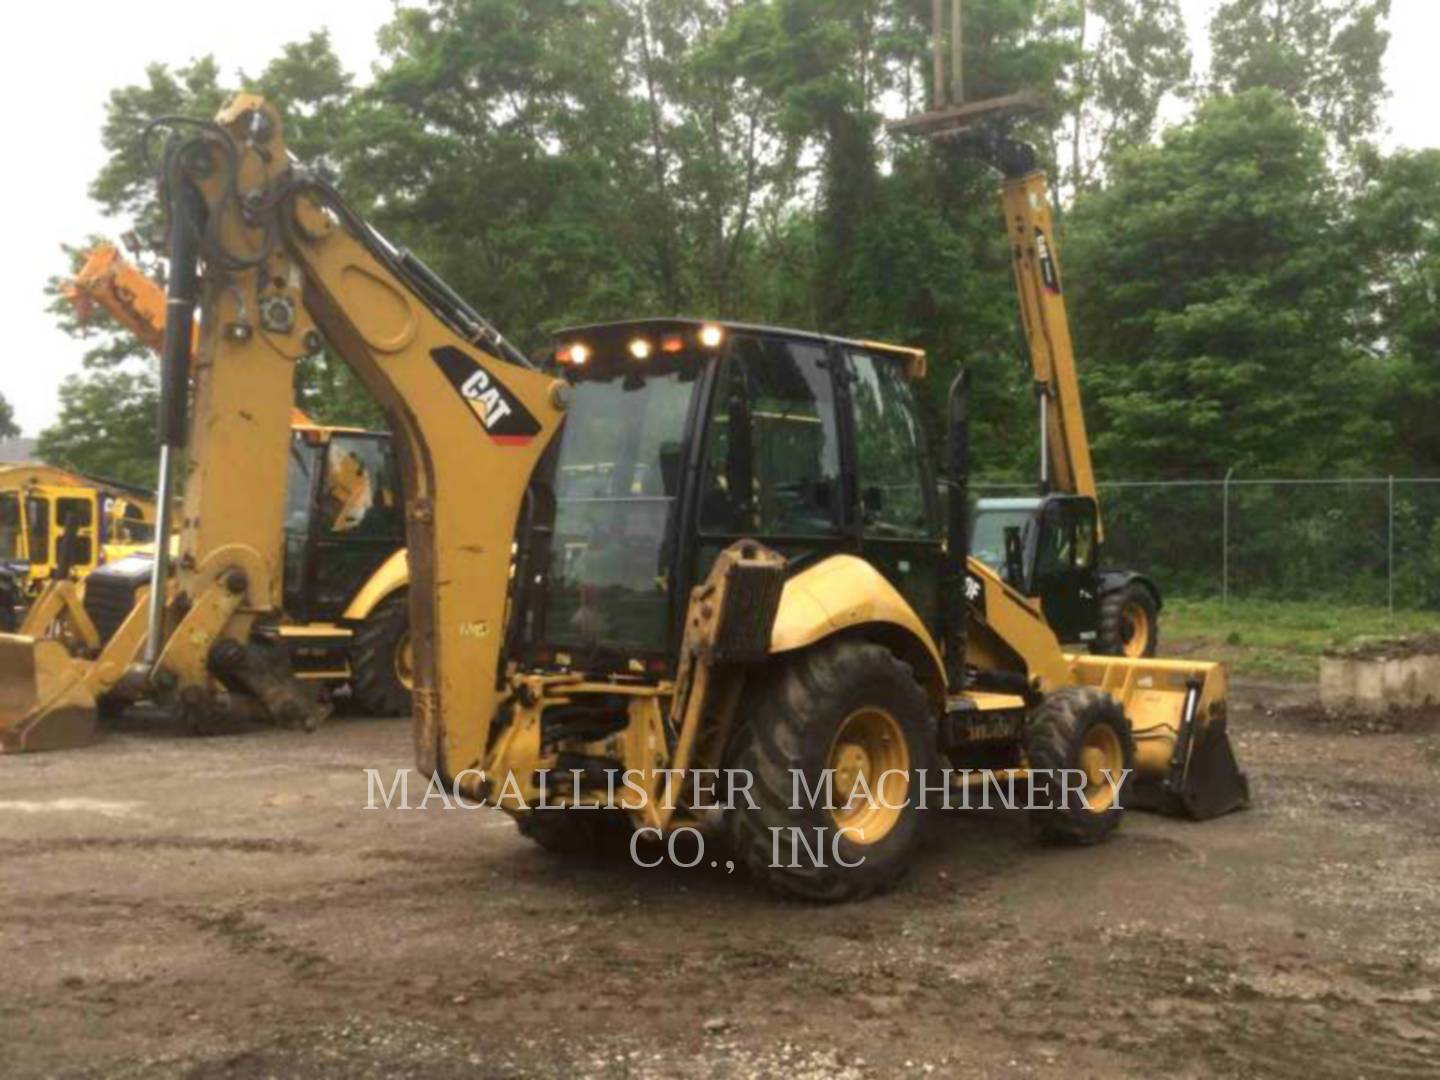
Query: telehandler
61,243,414,715
961,155,1163,660
894,0,1162,661
0,97,1246,901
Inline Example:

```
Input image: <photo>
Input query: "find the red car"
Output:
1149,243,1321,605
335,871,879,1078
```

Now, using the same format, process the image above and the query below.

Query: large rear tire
1023,687,1134,845
725,638,934,902
1098,583,1158,659
350,591,412,717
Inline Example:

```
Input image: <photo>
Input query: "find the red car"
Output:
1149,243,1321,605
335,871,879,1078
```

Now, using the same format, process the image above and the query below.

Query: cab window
0,492,20,561
845,349,936,538
56,497,94,568
1035,499,1097,577
322,436,404,539
700,335,842,538
24,496,49,565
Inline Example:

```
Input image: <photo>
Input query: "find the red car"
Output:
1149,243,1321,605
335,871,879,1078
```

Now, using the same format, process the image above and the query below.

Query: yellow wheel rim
1120,601,1150,658
394,631,414,691
1077,723,1124,812
827,707,910,845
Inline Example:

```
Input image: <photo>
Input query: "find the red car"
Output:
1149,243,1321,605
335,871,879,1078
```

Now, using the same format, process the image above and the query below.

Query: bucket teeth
0,634,99,754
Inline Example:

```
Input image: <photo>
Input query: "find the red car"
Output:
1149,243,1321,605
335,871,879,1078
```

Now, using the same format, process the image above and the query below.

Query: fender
770,554,946,706
342,547,411,622
1098,570,1163,612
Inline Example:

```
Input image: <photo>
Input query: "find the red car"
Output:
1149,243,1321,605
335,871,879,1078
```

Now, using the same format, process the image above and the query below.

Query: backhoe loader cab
522,319,943,678
971,494,1161,659
0,469,156,597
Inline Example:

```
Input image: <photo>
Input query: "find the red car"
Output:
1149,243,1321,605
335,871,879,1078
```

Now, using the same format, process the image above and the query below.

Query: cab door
1030,495,1101,646
302,434,406,621
841,347,944,638
52,492,99,576
688,333,853,624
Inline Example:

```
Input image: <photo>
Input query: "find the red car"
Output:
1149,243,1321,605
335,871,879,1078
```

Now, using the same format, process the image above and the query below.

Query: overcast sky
3,0,1436,435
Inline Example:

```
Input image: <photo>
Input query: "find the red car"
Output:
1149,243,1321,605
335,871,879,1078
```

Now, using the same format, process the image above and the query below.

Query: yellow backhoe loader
0,463,156,626
0,97,1246,901
61,243,414,716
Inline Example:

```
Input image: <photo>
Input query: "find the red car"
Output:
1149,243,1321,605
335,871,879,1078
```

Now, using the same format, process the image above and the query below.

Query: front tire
1098,583,1158,659
1024,687,1134,845
350,590,413,717
725,638,934,902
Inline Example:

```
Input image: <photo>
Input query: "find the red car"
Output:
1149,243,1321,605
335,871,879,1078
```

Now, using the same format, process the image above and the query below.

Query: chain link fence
976,478,1440,612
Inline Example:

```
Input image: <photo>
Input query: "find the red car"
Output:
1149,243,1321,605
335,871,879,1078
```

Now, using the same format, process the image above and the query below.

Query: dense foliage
38,0,1430,506
0,392,17,441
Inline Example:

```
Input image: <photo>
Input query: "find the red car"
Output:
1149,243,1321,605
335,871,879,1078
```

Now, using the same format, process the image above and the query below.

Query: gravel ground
1,681,1437,1078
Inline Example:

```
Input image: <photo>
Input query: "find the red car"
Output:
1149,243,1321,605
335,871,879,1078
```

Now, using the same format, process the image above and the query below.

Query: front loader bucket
1129,703,1250,820
1068,655,1250,821
0,634,99,753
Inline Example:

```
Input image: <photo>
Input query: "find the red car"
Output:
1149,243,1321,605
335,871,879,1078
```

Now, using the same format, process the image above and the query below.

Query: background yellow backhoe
56,243,415,716
0,463,156,631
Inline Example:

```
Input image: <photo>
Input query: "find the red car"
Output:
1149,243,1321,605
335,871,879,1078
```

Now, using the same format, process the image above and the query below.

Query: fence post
1222,467,1234,609
1388,474,1395,618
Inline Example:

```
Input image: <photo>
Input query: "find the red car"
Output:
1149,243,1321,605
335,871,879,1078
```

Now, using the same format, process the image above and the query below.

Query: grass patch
1163,597,1439,682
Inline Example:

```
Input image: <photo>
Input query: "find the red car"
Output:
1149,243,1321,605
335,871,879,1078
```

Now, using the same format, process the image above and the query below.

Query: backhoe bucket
1069,656,1249,821
0,634,99,753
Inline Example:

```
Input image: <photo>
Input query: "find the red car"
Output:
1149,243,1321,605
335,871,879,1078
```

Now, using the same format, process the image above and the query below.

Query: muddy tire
1024,687,1134,845
350,591,412,717
724,638,934,903
1098,583,1158,659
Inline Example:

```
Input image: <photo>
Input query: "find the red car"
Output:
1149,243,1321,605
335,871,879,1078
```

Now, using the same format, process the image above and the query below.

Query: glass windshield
541,358,701,655
285,440,322,537
971,505,1037,578
323,435,404,539
24,496,49,565
0,492,20,561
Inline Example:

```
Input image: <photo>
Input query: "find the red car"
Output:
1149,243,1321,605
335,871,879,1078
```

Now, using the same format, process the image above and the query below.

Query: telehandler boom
0,98,1246,901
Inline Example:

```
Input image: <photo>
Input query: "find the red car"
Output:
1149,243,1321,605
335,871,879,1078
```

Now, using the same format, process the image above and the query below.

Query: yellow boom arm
1,97,566,762
1001,170,1099,514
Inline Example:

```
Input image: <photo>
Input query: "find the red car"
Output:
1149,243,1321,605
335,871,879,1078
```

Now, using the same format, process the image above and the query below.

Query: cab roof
552,317,927,379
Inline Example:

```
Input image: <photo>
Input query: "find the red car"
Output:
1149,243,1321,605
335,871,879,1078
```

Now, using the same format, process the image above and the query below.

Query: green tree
1209,0,1390,152
1351,149,1440,472
59,36,380,440
0,392,18,440
1066,89,1384,478
1061,0,1192,192
36,369,159,486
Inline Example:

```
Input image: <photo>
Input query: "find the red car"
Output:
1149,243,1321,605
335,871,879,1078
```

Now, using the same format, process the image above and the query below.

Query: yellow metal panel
770,554,945,694
342,548,411,622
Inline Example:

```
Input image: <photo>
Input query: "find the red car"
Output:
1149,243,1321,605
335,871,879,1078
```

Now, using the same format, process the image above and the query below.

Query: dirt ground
2,681,1438,1079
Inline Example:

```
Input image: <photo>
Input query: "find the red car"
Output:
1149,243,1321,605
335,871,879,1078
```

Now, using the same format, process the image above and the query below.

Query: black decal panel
964,569,987,619
432,346,541,445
